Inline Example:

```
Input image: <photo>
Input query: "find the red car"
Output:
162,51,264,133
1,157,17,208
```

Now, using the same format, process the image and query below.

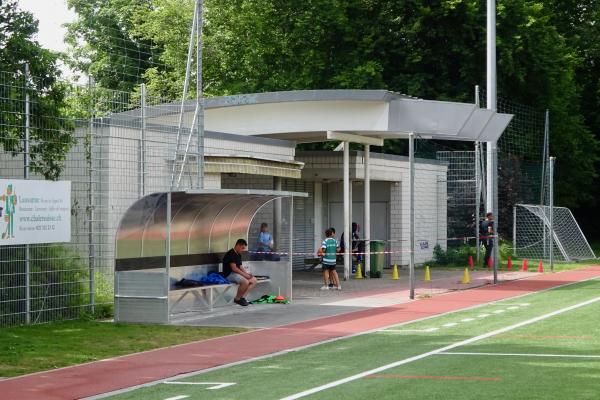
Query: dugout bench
113,190,305,324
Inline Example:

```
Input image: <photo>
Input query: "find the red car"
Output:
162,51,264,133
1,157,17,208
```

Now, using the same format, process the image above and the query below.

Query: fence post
475,141,481,262
88,75,95,315
140,84,146,197
513,206,517,257
475,85,481,262
24,63,31,324
409,132,415,300
196,0,204,189
549,157,555,272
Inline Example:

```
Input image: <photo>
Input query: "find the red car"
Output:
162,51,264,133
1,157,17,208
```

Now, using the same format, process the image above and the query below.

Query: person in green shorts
317,228,341,290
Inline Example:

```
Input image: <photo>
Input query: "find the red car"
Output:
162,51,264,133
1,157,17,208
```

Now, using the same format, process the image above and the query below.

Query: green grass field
105,277,600,400
0,322,247,377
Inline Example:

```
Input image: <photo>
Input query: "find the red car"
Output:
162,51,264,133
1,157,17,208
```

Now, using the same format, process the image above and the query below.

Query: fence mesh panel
0,68,202,326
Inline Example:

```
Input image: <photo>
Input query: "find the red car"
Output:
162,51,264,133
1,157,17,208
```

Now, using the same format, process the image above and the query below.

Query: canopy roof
142,90,513,143
115,189,306,270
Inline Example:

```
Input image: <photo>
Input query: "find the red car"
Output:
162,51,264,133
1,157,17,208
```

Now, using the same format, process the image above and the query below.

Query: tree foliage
0,0,74,180
65,0,599,209
65,0,159,92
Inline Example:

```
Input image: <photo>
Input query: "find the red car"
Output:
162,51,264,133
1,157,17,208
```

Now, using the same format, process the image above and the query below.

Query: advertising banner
0,179,71,245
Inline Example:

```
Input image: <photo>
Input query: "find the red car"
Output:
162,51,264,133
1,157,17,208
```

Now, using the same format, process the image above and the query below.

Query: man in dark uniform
222,238,257,306
482,212,495,267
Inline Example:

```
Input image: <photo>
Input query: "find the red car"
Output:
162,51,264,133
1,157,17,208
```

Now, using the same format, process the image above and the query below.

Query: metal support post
140,84,146,197
274,177,282,251
492,142,498,284
475,141,481,262
196,0,204,189
170,0,198,190
24,63,31,324
289,197,294,298
364,145,371,276
513,206,517,257
409,133,415,299
549,157,555,272
343,141,351,280
475,85,481,261
166,192,172,323
88,75,95,314
487,0,498,284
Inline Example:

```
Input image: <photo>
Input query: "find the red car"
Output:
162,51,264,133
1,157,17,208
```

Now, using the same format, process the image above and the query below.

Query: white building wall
298,152,448,267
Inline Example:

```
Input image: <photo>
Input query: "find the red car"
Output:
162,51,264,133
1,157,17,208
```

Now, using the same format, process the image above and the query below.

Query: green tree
66,0,599,209
65,0,158,92
0,0,74,180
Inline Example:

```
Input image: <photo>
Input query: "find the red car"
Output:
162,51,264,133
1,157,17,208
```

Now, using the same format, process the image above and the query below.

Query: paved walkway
2,267,599,400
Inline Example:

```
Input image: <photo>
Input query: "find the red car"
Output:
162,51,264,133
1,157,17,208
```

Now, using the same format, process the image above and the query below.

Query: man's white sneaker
336,285,342,290
320,285,330,290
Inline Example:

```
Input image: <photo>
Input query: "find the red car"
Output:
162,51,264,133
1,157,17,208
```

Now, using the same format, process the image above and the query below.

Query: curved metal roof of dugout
115,189,306,270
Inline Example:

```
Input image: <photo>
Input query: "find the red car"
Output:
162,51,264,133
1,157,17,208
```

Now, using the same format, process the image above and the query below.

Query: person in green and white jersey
317,228,341,290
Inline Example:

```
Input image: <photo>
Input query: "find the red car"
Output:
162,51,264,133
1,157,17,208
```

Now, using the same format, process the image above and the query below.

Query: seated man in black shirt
222,238,257,306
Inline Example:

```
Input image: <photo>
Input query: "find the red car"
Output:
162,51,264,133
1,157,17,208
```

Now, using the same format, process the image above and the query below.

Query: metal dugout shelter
114,189,305,324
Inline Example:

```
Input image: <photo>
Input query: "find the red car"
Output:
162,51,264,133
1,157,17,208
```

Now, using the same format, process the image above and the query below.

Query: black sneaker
234,298,249,306
328,283,335,288
240,297,250,305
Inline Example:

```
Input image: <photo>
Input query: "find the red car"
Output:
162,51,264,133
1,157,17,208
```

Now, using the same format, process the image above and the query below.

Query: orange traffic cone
468,255,474,269
521,258,528,272
487,256,493,268
507,256,512,270
538,260,544,273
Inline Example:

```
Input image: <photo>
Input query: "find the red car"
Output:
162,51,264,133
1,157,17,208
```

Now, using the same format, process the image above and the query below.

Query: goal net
514,204,596,262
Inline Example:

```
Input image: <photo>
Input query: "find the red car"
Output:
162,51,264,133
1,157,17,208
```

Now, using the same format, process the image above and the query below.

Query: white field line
165,396,188,400
440,352,600,359
279,296,600,400
379,327,439,333
163,382,236,390
85,276,600,400
477,313,491,318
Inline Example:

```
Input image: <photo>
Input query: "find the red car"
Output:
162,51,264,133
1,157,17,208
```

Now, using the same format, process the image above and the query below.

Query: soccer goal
513,204,596,262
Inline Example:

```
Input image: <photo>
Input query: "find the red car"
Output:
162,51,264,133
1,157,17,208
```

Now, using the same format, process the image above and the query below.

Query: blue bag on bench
199,272,230,285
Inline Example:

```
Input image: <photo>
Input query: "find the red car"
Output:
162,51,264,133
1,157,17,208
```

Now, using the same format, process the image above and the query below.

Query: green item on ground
251,294,290,304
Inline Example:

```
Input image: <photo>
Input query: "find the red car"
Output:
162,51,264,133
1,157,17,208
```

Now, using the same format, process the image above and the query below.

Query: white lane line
279,296,600,400
380,327,439,333
492,309,506,314
460,318,475,322
507,306,520,310
440,352,600,359
165,396,189,400
477,313,491,318
442,323,458,327
163,382,236,390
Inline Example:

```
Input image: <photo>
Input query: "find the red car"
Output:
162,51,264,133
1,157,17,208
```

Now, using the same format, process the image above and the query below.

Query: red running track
2,266,600,400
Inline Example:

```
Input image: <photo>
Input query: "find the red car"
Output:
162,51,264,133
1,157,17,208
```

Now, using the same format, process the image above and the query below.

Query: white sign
0,179,71,245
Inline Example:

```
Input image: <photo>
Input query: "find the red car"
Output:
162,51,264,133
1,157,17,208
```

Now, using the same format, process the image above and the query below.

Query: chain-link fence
0,69,203,326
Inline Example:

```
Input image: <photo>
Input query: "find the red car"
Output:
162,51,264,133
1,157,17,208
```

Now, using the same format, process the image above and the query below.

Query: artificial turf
107,277,600,400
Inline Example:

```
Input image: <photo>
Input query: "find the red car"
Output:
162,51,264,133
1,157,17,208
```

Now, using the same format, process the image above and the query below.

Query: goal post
513,204,596,262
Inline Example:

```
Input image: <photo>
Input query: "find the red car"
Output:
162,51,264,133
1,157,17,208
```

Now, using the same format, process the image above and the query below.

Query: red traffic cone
468,255,474,269
538,260,544,273
487,256,493,268
507,256,512,270
521,258,528,272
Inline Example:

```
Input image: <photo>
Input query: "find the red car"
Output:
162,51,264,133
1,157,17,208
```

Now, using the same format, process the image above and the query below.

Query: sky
17,0,76,53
